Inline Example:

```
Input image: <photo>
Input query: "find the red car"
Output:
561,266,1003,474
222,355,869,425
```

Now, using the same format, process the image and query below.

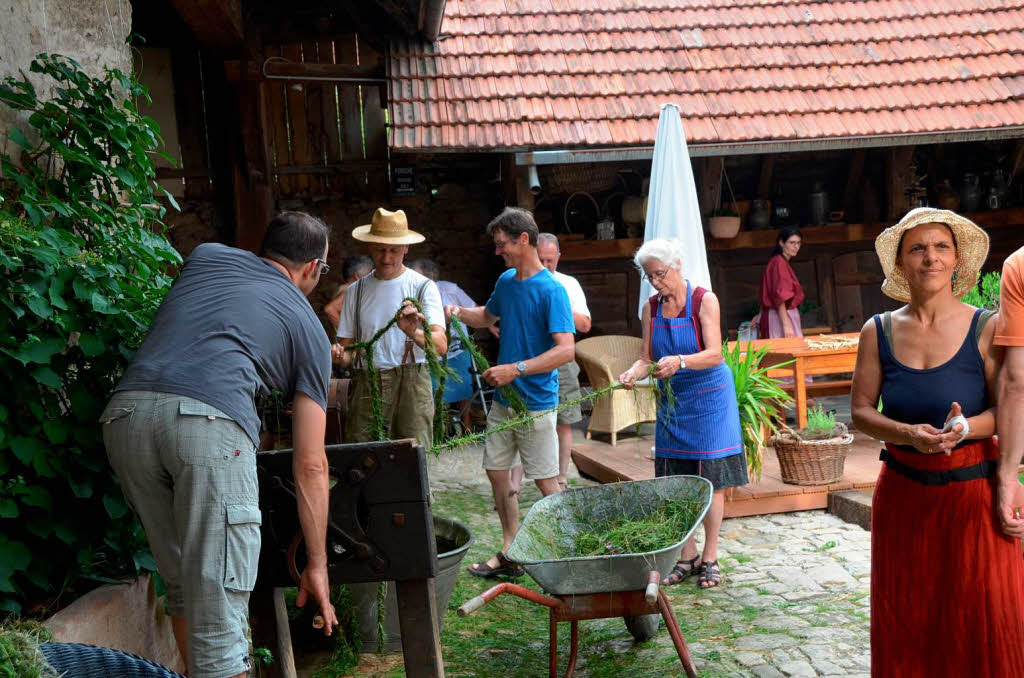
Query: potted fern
724,341,792,482
771,405,854,486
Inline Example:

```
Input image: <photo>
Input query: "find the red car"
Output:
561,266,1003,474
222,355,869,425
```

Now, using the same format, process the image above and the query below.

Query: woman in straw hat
850,207,1024,676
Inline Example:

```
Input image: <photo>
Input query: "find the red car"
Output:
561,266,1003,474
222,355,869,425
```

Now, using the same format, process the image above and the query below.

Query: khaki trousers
345,362,434,449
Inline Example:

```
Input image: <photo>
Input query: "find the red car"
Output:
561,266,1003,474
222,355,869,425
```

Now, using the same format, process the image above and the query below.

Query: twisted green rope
449,315,528,415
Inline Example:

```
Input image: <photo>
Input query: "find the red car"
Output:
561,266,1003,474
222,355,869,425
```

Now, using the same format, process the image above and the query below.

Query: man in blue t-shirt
446,207,574,579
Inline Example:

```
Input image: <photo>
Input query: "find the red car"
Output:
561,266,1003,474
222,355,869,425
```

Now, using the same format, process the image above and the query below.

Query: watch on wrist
677,354,687,370
515,360,528,375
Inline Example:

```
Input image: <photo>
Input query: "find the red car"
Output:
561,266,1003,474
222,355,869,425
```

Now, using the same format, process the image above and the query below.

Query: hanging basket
708,216,741,238
546,163,622,195
771,422,853,486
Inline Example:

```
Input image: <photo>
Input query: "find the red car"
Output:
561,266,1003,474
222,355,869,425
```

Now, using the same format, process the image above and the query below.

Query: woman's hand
942,402,969,442
782,322,795,338
618,367,637,390
905,423,961,455
653,356,682,379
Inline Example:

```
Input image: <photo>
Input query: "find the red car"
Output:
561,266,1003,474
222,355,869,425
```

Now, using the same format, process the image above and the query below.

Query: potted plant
961,271,1001,310
724,341,792,482
771,405,854,486
708,206,742,239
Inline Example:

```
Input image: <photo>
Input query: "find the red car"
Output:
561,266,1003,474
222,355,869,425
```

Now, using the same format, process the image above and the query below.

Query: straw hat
874,207,989,302
351,208,425,245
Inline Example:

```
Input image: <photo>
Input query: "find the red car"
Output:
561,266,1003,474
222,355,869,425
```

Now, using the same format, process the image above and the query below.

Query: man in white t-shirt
511,232,591,490
332,208,446,448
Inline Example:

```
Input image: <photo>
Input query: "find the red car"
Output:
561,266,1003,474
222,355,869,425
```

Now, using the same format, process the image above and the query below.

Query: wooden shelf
559,207,1024,261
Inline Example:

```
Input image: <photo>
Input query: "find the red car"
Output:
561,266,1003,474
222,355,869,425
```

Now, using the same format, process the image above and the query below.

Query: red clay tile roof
388,0,1024,152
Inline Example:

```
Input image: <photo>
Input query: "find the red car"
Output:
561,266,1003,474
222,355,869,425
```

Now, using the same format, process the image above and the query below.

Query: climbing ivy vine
0,54,181,614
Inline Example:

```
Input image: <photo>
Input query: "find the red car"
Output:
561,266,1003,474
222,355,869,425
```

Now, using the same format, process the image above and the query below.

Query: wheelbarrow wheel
624,613,660,642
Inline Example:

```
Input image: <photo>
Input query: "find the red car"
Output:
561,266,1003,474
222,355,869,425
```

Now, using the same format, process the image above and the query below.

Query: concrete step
828,490,872,531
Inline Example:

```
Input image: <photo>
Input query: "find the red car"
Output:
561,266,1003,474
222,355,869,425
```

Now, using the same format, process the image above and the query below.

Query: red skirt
871,438,1024,677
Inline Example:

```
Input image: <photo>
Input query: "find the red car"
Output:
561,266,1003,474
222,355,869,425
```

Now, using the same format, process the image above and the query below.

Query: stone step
828,490,872,531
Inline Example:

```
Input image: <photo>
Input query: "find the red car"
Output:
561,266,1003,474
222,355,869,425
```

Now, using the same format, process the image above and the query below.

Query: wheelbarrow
457,475,713,678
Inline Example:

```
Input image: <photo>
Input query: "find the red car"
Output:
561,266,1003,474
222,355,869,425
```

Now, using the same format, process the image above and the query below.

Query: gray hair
537,232,560,251
408,258,439,281
634,238,685,272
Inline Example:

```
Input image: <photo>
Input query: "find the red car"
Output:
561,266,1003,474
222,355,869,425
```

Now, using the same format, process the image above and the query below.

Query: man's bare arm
447,304,498,328
291,393,338,635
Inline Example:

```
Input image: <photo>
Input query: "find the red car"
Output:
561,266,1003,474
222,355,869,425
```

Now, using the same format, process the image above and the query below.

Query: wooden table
729,334,860,429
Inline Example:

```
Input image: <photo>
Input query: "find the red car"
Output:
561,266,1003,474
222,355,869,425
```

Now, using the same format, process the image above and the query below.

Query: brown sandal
662,555,701,586
468,551,524,579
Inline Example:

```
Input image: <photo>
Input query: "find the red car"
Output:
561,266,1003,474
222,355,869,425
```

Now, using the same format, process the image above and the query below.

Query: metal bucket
351,515,473,651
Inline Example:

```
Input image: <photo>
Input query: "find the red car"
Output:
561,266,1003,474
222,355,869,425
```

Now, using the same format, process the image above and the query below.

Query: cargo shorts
556,360,583,426
101,391,260,678
482,401,559,480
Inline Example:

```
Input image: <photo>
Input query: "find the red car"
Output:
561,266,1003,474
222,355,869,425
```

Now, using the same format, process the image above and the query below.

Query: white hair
634,238,685,271
537,232,560,251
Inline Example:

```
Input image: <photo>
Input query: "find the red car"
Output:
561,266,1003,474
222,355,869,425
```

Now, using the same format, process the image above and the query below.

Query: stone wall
0,0,132,142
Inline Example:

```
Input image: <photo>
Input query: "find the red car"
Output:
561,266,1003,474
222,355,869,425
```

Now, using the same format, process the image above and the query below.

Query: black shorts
654,453,749,490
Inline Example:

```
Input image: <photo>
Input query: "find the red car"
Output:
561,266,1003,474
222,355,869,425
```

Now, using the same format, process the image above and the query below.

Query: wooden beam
697,156,724,219
1011,138,1024,184
885,146,915,221
756,155,774,199
842,149,865,216
515,166,535,210
232,21,274,252
168,0,243,53
224,59,386,84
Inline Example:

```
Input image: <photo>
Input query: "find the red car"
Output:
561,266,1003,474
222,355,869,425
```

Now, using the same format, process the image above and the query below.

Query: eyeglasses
312,258,330,276
641,268,670,283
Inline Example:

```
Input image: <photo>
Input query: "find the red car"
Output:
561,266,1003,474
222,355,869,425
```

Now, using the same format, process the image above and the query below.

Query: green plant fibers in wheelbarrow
517,498,704,559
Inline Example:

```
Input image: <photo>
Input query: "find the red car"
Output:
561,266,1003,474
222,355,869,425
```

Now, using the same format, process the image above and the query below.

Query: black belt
879,449,996,486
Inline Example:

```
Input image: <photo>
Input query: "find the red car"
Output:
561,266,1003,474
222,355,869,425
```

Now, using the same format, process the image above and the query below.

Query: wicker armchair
575,335,657,445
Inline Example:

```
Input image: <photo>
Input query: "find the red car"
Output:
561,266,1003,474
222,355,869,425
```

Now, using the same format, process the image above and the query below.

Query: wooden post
885,147,915,221
394,579,445,678
170,46,210,201
756,155,774,199
516,166,535,210
842,149,865,219
230,20,274,252
697,156,724,219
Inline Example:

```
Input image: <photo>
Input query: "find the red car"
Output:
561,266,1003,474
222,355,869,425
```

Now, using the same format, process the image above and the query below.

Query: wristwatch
676,354,687,370
515,360,528,375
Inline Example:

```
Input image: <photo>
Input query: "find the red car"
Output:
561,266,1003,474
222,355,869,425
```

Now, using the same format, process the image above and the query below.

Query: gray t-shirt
116,243,331,445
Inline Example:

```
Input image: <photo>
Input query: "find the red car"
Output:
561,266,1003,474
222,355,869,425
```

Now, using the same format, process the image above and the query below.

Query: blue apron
651,282,743,461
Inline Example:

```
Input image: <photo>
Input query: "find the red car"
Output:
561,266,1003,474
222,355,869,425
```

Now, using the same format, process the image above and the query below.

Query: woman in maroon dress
851,207,1024,676
756,227,804,339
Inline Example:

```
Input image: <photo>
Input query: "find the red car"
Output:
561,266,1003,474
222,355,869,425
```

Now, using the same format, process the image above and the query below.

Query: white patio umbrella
637,103,712,318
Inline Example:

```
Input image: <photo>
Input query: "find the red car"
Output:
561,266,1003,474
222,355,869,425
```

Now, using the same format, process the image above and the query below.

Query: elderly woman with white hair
619,238,746,589
851,208,1024,676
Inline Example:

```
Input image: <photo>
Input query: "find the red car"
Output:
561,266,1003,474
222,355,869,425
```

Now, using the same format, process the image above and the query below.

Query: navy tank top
874,308,988,452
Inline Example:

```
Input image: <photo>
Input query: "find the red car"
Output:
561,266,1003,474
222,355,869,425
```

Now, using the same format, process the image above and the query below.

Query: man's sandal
468,551,524,579
697,560,722,589
662,555,701,586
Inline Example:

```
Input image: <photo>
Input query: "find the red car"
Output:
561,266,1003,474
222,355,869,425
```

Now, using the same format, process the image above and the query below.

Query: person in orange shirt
995,246,1024,539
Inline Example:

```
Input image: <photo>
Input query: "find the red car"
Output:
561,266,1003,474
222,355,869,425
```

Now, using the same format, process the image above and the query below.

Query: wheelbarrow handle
457,582,561,617
457,594,488,617
645,570,661,605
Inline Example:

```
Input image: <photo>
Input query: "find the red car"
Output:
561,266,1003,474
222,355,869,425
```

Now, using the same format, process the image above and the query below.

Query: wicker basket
771,422,853,486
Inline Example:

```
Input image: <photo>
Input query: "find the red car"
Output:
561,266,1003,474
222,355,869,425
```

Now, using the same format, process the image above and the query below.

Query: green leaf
0,499,18,518
78,332,106,356
8,127,31,149
13,336,65,364
25,292,53,318
28,245,60,266
161,187,180,212
0,538,31,592
48,276,69,310
53,522,76,545
114,166,138,187
90,291,117,314
31,365,62,389
19,485,52,511
42,419,69,444
9,436,44,465
68,475,92,498
103,493,130,519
